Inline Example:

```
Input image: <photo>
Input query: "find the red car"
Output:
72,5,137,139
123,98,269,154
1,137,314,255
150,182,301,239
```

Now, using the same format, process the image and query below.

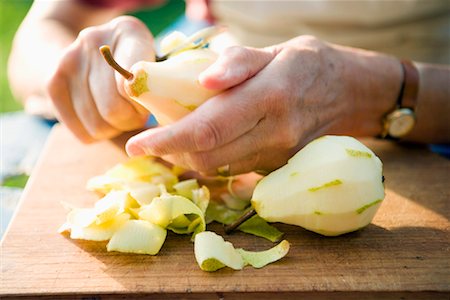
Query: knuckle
88,124,119,140
246,152,261,171
193,120,221,151
277,122,299,149
46,70,62,95
233,152,261,175
188,153,213,172
78,26,101,42
98,100,126,122
295,35,321,46
58,44,82,71
111,16,148,32
46,65,69,103
223,46,250,63
99,102,145,131
299,34,318,42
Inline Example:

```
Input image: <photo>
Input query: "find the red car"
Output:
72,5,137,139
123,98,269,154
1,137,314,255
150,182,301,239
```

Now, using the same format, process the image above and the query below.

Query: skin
8,0,450,175
126,37,450,175
8,0,158,142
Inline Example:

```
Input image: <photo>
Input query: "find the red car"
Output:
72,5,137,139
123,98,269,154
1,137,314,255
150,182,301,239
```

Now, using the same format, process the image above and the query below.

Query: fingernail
125,140,146,157
201,63,228,79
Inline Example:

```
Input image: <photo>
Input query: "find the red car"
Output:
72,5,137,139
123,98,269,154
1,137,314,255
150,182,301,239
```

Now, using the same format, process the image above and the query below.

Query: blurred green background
0,0,185,113
0,0,31,112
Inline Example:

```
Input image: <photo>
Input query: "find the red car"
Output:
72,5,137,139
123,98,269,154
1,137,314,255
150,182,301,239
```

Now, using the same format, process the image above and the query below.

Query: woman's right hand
47,16,155,142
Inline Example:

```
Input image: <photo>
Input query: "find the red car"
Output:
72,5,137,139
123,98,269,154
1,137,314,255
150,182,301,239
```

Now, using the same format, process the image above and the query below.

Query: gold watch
381,60,419,139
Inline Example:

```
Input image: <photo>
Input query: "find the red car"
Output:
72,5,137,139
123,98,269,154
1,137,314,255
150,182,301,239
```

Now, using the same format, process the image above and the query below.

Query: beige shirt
210,0,450,64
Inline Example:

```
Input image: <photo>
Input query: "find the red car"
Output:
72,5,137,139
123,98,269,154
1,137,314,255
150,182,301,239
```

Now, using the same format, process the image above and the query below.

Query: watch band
380,60,419,139
398,60,419,109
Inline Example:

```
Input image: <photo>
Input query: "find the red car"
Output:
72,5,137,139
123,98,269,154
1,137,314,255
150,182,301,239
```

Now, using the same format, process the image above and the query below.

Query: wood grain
1,125,449,299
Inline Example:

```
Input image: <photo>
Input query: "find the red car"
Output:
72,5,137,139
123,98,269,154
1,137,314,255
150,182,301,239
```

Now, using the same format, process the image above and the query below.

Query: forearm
404,63,450,144
334,44,449,144
333,44,402,138
8,19,74,103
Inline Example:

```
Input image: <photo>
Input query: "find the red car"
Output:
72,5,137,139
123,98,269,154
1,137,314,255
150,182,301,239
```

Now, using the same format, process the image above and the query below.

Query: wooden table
1,125,449,299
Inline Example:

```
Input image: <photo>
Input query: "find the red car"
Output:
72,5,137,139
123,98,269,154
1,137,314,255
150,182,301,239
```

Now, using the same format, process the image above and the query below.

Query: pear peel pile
59,156,208,254
59,156,290,271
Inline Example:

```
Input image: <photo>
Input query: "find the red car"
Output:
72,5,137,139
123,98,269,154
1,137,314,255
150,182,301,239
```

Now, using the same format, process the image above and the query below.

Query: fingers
157,117,297,175
180,124,269,173
71,55,120,139
125,47,278,167
185,0,214,22
199,46,276,90
125,85,266,157
88,46,147,131
222,148,294,175
47,69,94,143
160,145,291,176
47,16,154,142
110,16,155,100
24,94,56,120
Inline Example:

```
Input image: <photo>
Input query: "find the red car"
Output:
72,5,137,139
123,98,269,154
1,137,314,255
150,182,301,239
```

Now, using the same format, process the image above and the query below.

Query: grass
2,174,29,188
0,0,184,114
0,0,32,113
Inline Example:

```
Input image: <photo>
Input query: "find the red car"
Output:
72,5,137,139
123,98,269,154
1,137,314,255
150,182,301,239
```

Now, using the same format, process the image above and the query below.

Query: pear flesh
126,49,221,125
251,135,385,236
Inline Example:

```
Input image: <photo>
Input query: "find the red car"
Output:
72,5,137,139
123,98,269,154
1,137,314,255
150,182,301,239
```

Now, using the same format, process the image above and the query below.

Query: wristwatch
381,60,419,139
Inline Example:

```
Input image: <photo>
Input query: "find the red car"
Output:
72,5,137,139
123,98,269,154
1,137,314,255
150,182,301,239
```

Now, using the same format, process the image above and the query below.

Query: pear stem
224,209,257,234
99,45,133,80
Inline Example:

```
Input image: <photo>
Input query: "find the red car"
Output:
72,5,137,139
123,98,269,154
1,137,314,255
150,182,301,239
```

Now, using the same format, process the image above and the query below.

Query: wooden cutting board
1,124,449,299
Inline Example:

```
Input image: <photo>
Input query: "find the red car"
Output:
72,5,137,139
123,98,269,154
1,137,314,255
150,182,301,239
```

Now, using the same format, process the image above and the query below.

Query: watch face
388,109,416,138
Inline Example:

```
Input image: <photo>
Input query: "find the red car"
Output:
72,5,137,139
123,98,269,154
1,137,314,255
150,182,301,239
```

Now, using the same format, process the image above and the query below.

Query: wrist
380,60,419,139
337,45,403,137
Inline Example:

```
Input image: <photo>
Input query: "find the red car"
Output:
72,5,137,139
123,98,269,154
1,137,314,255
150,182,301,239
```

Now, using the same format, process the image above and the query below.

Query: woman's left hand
126,36,401,175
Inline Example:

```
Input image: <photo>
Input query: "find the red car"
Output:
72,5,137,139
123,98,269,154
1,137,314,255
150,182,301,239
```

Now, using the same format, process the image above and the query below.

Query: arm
8,0,122,117
8,0,156,142
126,36,450,175
405,63,450,144
331,44,450,144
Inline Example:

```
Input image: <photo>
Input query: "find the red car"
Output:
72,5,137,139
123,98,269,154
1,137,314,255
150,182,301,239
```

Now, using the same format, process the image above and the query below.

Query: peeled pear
251,135,385,236
125,49,220,125
100,28,222,125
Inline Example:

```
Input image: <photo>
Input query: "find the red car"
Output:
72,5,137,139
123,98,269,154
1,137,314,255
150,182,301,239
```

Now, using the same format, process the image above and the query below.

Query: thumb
199,46,275,90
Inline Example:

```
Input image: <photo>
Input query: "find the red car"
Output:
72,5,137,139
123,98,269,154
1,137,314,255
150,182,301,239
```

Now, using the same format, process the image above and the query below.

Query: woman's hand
126,35,402,175
48,16,155,142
